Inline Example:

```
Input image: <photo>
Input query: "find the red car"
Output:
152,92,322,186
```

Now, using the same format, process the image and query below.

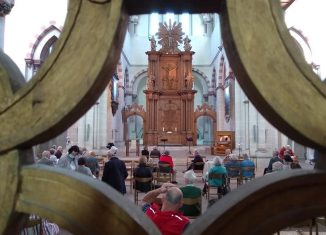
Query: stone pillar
0,0,14,49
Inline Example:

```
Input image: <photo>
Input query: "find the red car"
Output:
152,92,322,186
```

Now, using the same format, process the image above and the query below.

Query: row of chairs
206,166,256,201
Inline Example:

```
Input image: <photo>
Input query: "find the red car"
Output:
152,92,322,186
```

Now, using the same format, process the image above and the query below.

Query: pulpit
143,21,196,146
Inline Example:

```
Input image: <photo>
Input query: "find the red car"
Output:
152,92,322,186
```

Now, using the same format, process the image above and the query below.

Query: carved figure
147,73,155,89
149,36,157,51
183,35,192,51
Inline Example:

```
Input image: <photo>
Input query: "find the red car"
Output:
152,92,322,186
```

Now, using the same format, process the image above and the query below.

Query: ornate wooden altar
144,21,196,146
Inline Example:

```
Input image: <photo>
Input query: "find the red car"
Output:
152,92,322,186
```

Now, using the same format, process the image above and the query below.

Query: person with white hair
179,170,202,217
202,156,227,196
37,150,54,166
102,147,128,195
224,153,241,177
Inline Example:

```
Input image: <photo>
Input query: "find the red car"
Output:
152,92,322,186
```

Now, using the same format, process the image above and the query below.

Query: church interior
1,0,326,234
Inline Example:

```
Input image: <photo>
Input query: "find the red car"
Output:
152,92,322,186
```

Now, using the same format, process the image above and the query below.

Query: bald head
165,187,183,206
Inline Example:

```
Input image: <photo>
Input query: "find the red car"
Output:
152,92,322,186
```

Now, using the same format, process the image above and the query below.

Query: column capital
0,0,14,17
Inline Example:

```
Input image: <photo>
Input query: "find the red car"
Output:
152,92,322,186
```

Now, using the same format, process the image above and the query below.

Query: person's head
139,156,147,164
162,187,183,211
42,150,50,159
57,146,63,152
109,146,118,156
143,146,148,151
153,146,158,150
80,147,87,154
272,161,283,172
163,150,170,156
78,157,86,166
106,142,115,150
68,145,80,156
225,149,231,155
89,151,96,157
229,154,238,161
243,153,249,160
285,145,291,150
194,149,199,155
184,170,197,184
52,145,57,150
49,148,55,155
213,156,222,166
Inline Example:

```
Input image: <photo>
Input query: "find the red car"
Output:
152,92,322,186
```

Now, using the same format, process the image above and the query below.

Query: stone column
0,0,15,49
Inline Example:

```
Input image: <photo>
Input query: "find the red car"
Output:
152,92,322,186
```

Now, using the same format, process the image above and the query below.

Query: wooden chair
154,162,172,185
241,166,255,184
193,162,205,179
124,160,134,193
133,177,153,205
225,166,242,187
181,196,202,219
207,172,226,201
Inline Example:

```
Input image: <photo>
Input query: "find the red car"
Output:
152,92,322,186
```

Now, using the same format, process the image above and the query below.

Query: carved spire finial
156,20,184,54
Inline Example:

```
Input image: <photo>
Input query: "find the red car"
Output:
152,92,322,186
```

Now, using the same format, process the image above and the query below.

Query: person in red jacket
142,183,190,235
159,150,177,184
279,145,294,159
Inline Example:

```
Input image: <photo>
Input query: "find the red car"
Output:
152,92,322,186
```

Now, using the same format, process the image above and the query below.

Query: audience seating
123,160,134,192
180,196,202,219
225,166,242,187
193,162,205,179
207,172,225,201
133,177,153,205
241,166,255,184
154,162,172,185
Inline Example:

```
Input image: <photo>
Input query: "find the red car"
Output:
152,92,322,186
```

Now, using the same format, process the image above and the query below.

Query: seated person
184,149,204,172
203,156,227,195
224,154,241,177
240,153,255,178
180,170,202,217
141,146,150,157
265,161,284,175
222,148,232,163
141,146,153,166
264,150,282,175
159,150,177,184
142,183,190,235
283,154,294,170
279,145,294,160
134,156,153,192
150,146,161,158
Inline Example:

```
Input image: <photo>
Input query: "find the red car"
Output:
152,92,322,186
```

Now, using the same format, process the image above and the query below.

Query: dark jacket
102,157,128,194
133,163,153,192
150,149,161,158
192,154,204,170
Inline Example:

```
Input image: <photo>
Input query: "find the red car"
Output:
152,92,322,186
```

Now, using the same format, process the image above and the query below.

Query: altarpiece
144,21,196,146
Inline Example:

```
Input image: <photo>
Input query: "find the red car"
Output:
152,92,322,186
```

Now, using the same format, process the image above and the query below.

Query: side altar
143,21,196,146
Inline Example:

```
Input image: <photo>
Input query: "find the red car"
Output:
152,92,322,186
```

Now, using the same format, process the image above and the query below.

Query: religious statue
183,35,192,51
147,73,155,90
184,72,193,89
149,36,157,51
